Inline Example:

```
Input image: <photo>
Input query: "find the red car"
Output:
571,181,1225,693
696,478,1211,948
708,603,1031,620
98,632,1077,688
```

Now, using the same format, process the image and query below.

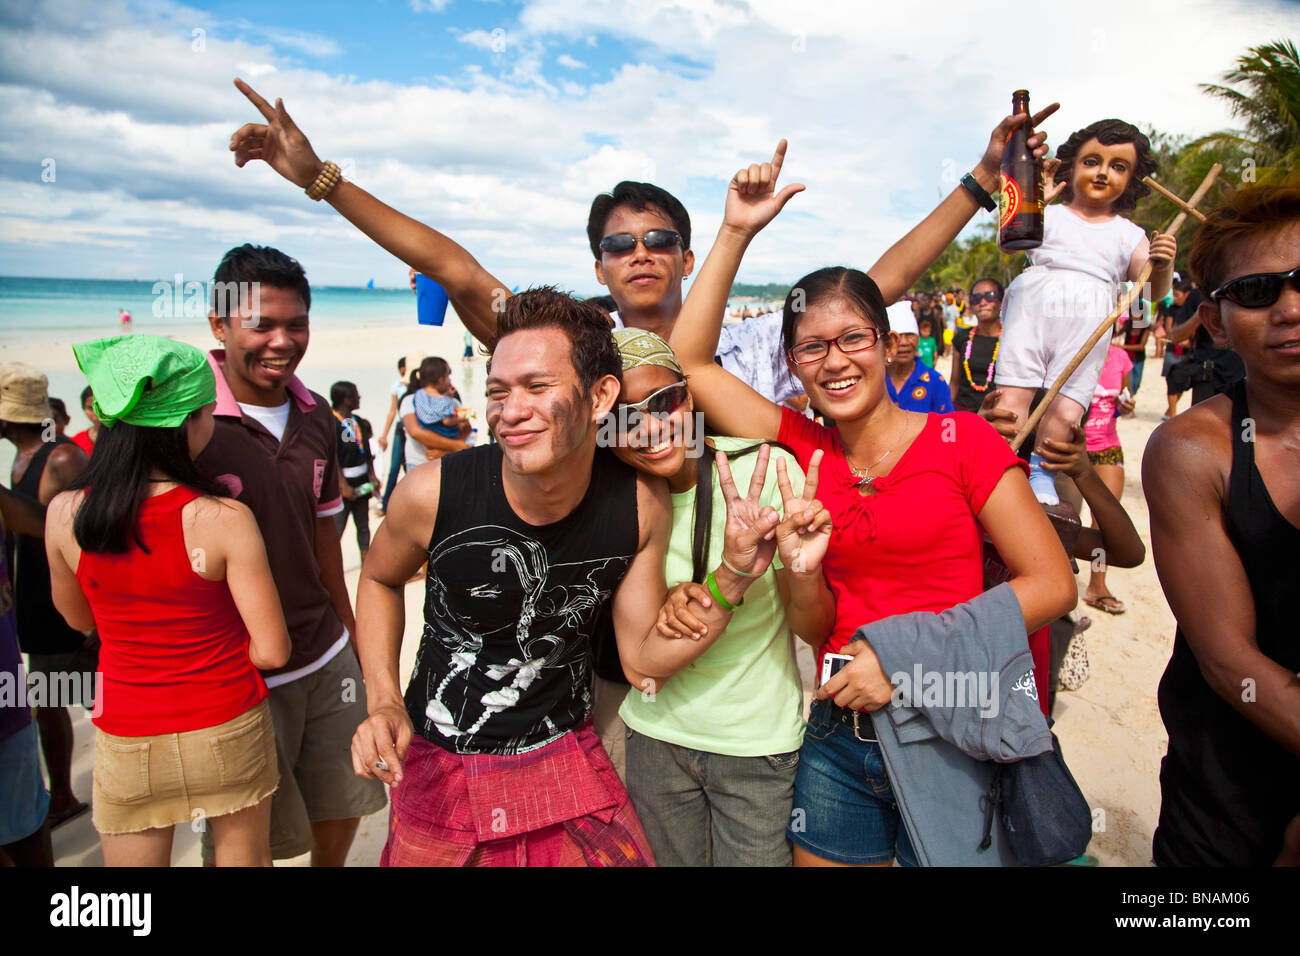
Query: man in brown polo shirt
197,244,385,865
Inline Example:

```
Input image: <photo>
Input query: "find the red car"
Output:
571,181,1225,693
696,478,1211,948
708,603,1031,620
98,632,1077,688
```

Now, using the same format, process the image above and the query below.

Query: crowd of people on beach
0,78,1296,869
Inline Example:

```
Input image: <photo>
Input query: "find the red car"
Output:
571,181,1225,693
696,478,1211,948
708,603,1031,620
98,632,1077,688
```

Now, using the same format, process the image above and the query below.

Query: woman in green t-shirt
609,329,834,867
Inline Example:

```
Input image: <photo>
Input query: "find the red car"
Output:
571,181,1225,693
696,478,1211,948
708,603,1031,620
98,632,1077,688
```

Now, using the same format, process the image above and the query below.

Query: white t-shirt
398,394,429,471
608,310,803,404
236,399,291,442
1029,204,1147,284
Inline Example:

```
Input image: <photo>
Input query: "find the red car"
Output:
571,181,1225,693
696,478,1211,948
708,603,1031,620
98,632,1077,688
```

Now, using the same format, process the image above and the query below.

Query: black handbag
980,726,1093,866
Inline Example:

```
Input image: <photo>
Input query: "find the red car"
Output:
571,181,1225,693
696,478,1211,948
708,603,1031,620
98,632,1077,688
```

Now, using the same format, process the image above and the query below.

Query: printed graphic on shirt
407,524,630,755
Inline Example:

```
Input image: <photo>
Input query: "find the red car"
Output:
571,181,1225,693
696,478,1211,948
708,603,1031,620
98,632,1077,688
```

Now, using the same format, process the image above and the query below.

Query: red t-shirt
76,486,267,736
70,430,94,457
777,408,1028,671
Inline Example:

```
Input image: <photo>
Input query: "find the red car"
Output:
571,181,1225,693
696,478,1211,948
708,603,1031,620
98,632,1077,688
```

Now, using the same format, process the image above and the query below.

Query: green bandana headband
612,328,683,375
72,335,216,429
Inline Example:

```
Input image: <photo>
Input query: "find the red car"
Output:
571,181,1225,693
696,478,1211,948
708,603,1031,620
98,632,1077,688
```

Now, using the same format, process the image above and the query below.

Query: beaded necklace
963,331,1000,393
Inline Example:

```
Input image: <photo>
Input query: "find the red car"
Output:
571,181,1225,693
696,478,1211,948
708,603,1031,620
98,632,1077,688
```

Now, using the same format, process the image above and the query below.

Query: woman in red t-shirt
670,143,1077,867
44,335,290,867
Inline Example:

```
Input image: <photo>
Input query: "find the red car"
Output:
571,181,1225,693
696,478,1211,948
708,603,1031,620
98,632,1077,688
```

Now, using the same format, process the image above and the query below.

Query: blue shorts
0,722,51,845
787,699,917,866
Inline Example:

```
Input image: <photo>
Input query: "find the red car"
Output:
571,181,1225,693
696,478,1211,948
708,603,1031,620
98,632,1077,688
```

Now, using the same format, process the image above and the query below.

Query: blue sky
2,0,1297,294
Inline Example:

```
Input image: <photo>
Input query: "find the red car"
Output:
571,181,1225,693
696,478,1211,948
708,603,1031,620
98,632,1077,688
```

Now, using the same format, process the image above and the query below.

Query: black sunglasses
1210,265,1300,309
969,291,1002,304
599,230,682,255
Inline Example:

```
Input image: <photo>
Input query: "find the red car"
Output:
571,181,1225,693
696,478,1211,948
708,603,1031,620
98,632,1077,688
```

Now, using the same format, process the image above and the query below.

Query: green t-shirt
918,336,937,368
619,437,807,757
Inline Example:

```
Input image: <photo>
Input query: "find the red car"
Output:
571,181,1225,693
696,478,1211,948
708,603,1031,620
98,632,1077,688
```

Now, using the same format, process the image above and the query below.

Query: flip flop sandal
1083,595,1126,615
48,801,90,829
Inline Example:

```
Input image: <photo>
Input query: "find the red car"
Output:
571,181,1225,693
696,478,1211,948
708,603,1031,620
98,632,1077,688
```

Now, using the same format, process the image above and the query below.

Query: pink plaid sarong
381,720,655,867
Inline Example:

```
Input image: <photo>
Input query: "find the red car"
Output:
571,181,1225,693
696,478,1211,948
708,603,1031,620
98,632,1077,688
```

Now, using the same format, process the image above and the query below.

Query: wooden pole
1142,176,1208,223
1008,163,1222,452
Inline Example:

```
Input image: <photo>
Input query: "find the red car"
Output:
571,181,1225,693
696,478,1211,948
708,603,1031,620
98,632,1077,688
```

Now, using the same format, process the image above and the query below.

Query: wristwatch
961,172,996,212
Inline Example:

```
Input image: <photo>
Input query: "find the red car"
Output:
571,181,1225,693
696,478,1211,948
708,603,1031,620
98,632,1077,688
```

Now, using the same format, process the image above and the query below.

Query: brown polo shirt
196,350,345,683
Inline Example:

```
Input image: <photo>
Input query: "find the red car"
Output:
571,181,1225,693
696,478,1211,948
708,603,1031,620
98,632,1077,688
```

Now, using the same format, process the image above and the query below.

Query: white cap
886,301,918,337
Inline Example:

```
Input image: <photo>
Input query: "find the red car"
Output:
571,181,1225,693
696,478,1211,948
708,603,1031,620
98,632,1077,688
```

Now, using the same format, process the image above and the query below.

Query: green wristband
706,570,742,612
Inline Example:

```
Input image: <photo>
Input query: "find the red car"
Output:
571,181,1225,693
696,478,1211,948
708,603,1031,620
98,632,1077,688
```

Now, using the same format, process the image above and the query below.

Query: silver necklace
846,415,911,491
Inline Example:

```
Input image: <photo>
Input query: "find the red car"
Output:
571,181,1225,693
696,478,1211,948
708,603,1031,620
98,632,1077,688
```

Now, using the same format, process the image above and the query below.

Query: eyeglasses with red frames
786,327,882,365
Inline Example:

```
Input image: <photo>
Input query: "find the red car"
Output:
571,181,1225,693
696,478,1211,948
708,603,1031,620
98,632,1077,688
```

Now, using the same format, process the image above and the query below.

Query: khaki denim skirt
93,699,278,835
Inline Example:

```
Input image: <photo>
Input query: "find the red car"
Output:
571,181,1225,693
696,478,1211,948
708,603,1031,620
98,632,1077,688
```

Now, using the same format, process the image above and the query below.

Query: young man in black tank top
349,290,783,866
0,364,90,831
1144,183,1300,866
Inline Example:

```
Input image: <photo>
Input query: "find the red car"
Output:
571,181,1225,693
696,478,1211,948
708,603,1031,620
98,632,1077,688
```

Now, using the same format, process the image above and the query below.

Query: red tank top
76,486,267,735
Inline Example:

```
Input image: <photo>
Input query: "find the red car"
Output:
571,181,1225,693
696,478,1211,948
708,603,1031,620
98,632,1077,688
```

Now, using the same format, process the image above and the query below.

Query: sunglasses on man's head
968,291,1002,304
615,381,689,432
1210,265,1300,309
599,230,682,255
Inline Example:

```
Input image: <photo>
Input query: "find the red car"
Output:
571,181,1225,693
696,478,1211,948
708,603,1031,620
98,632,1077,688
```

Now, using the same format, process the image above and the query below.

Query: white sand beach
3,322,1177,867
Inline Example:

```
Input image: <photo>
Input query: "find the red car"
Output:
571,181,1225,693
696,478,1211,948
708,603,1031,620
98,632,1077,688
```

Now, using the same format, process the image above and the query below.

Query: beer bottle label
999,172,1021,230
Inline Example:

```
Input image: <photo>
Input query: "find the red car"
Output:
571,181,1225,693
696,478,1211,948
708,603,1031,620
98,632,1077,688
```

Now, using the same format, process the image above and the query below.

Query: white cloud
236,61,277,77
556,53,585,69
409,0,453,11
457,28,510,52
253,28,340,58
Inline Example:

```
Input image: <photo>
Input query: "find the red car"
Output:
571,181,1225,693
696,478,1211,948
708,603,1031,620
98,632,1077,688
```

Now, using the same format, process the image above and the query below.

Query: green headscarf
72,335,216,429
612,328,683,375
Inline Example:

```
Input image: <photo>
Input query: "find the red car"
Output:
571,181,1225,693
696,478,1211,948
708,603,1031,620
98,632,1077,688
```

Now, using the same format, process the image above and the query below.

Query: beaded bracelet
306,161,342,201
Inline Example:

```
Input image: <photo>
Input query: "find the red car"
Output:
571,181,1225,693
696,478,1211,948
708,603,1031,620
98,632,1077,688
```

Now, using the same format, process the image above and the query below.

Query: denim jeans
788,699,918,866
624,727,797,867
381,424,406,512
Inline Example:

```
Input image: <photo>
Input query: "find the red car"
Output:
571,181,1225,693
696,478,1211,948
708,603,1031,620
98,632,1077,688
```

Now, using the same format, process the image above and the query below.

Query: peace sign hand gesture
229,78,326,190
774,450,833,575
723,140,806,239
716,445,781,579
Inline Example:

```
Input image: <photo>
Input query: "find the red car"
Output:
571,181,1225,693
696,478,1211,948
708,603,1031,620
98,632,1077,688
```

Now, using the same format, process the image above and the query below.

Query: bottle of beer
998,89,1044,251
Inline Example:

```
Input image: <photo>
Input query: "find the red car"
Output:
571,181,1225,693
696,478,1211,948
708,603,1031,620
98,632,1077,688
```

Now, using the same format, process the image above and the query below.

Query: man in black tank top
1144,183,1300,866
0,363,91,830
347,291,763,866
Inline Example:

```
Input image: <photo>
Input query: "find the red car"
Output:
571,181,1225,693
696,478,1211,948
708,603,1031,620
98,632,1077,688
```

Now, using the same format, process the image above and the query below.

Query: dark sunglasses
599,230,682,255
968,291,1002,304
615,381,689,432
787,327,881,365
1210,265,1300,309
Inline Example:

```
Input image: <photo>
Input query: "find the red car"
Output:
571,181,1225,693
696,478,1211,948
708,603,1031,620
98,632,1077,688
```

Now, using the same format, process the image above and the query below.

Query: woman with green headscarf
44,335,291,866
608,328,835,866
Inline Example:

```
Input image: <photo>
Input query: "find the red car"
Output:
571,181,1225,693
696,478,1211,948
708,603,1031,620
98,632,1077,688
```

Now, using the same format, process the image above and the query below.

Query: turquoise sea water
0,275,421,345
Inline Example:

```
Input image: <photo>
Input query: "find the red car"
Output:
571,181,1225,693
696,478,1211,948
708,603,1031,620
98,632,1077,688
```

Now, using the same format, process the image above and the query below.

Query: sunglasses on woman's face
615,381,689,432
1210,265,1300,309
599,230,682,255
968,291,1001,304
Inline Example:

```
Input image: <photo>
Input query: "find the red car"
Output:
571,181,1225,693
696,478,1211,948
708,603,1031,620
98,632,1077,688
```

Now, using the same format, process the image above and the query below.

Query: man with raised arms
226,79,1053,399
